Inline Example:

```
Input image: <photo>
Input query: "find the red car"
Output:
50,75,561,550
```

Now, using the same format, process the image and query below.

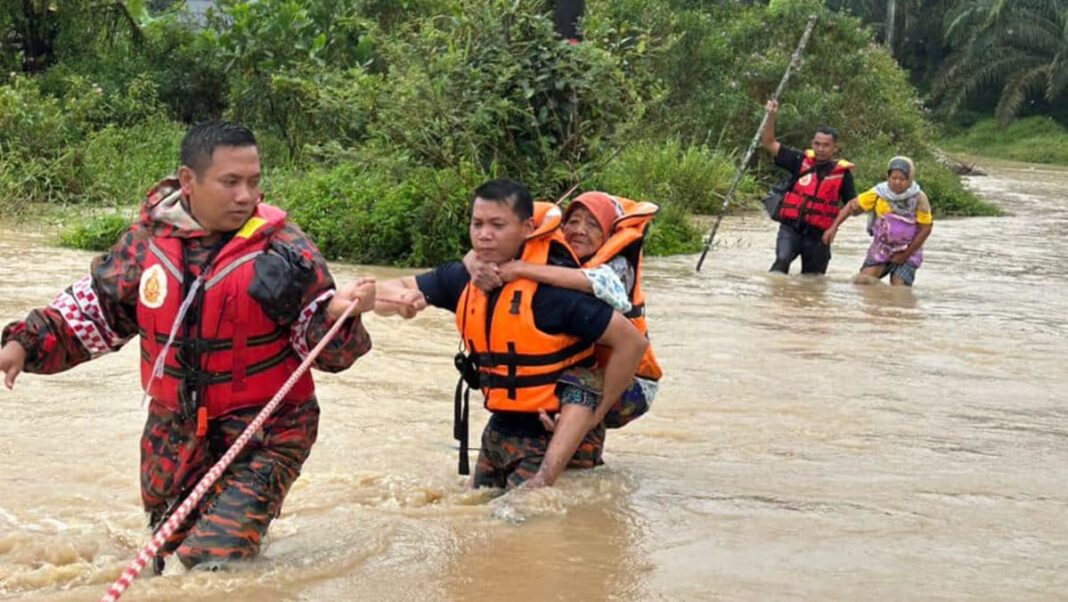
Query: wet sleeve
532,286,613,344
414,262,469,312
774,145,804,176
839,170,858,202
915,192,933,225
580,258,633,314
856,189,879,212
1,225,142,374
275,223,372,373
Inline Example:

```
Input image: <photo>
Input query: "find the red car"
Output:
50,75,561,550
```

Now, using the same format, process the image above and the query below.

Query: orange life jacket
455,202,596,414
137,203,314,426
778,149,855,231
579,194,663,381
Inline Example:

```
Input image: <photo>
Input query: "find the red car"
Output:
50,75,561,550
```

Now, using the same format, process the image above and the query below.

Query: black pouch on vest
248,241,316,325
761,175,793,222
763,167,817,222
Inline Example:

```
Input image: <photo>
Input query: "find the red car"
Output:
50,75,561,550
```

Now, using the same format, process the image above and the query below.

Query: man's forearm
534,404,596,486
533,339,645,487
591,339,646,425
761,114,778,153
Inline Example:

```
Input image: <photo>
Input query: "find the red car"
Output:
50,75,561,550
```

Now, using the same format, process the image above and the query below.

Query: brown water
1,160,1066,601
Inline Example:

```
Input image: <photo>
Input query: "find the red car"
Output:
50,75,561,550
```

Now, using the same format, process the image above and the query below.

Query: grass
942,117,1068,166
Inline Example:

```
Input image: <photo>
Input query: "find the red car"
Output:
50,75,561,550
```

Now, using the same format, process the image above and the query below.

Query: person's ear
178,165,196,196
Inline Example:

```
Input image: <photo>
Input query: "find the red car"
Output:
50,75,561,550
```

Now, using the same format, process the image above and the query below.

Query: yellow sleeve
915,192,933,224
856,189,878,212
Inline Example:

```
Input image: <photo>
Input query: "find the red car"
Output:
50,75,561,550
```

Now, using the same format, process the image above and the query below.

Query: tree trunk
19,0,57,73
886,0,897,53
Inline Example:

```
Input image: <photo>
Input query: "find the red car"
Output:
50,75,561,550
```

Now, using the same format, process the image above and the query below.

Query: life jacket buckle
453,352,481,389
180,338,213,355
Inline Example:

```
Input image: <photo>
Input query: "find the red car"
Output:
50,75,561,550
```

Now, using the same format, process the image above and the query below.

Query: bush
209,0,377,156
0,76,98,210
0,76,183,213
0,76,83,158
374,0,659,194
81,118,187,203
644,202,703,256
141,19,229,124
589,139,757,214
58,213,133,251
590,0,933,158
269,159,486,266
583,138,751,255
270,165,417,264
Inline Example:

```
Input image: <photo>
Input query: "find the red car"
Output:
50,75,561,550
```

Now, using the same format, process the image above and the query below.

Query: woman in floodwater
823,156,933,286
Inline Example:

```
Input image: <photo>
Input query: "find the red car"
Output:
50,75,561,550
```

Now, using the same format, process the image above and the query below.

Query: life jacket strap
142,346,297,385
474,338,592,368
480,369,568,391
453,352,472,476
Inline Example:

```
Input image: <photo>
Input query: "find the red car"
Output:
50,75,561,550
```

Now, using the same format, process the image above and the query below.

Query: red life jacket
137,203,314,422
777,149,855,231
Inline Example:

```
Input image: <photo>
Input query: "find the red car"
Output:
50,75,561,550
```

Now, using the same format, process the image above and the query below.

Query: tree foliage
935,0,1068,126
1,0,999,263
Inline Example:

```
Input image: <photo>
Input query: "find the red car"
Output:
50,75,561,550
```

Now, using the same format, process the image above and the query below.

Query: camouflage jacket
1,177,371,384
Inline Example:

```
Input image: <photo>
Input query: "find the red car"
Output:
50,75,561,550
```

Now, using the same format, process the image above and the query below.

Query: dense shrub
1,0,1007,263
374,0,657,194
269,159,486,266
80,119,187,203
58,213,133,251
209,0,378,156
0,77,181,211
589,139,757,215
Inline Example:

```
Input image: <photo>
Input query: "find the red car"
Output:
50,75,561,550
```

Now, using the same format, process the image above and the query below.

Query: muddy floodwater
1,160,1066,600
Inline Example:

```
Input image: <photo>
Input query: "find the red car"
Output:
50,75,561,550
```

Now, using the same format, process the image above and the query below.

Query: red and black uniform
771,145,857,274
1,177,371,569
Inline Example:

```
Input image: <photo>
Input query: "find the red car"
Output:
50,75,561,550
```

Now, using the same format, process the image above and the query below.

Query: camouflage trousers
140,398,319,569
473,405,606,490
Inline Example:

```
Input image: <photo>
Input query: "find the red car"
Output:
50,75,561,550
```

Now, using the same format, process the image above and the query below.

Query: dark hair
472,178,533,220
815,126,839,142
180,120,258,176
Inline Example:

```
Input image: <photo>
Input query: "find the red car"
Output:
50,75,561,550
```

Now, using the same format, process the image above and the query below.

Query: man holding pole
0,121,376,572
761,99,857,275
694,15,817,272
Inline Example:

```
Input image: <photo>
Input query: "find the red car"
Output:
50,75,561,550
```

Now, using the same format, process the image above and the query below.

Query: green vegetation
2,0,1005,263
58,212,135,251
942,117,1068,166
934,0,1068,127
